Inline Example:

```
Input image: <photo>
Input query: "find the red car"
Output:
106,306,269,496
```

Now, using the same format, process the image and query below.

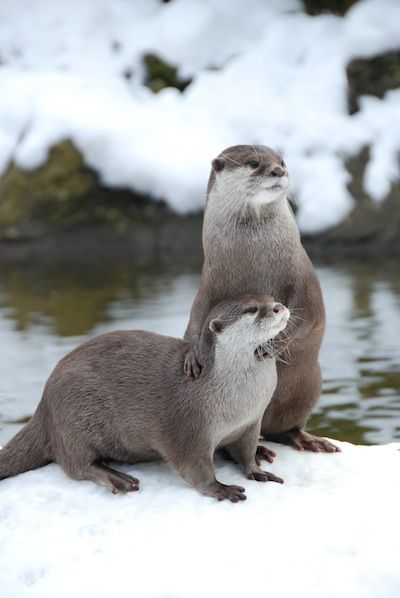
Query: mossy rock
0,141,96,238
143,53,192,94
0,140,171,240
1,139,398,250
347,51,400,114
302,0,358,16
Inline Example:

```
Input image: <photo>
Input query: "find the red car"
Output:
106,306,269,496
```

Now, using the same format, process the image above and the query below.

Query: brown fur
0,295,286,501
184,144,339,452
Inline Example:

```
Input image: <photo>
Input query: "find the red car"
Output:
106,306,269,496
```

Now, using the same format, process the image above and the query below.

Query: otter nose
270,166,284,177
273,303,285,314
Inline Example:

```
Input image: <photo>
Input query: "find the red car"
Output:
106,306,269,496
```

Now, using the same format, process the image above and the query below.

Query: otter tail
0,407,51,480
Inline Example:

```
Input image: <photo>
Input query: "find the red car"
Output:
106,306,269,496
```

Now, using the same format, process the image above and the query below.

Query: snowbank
0,0,399,232
0,440,400,597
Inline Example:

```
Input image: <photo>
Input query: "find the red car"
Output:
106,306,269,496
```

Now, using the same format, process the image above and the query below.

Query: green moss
0,139,172,240
0,141,95,237
143,53,192,93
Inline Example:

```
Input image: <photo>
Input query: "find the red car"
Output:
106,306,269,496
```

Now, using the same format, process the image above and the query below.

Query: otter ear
211,158,225,173
209,319,223,334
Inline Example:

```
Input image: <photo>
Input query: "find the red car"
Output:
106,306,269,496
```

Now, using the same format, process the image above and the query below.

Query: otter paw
291,431,340,453
265,429,341,453
306,437,340,453
255,445,276,465
212,483,247,503
183,350,202,379
247,470,284,484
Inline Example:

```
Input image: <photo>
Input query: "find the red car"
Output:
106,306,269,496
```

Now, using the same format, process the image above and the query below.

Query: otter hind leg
265,429,340,453
262,362,340,453
96,463,140,493
61,461,140,493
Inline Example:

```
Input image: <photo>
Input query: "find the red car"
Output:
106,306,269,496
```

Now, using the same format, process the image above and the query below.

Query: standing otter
184,144,339,453
0,295,288,502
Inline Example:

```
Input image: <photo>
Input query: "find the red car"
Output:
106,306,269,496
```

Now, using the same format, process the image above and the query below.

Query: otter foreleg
166,445,247,502
226,423,284,484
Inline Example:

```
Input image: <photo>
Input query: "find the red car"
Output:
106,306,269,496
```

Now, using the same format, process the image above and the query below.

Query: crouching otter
0,295,289,502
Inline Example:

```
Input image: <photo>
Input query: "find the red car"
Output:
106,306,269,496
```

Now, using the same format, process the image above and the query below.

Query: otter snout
270,166,284,177
253,301,290,336
272,302,290,329
273,302,285,313
261,165,289,194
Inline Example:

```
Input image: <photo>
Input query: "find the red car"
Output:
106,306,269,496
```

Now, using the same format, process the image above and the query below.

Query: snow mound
0,0,399,232
1,440,400,597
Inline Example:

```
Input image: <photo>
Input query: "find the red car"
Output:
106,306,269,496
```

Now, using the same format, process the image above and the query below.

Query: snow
0,0,399,232
0,439,400,597
1,271,400,596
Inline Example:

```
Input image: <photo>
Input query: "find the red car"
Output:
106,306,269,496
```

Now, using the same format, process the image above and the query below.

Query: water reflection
309,259,400,444
0,254,399,446
0,259,177,336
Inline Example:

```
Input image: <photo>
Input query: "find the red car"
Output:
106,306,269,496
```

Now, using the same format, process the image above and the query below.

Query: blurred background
0,0,399,446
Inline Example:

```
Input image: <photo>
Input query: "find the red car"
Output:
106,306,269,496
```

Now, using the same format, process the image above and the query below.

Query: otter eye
248,160,259,169
281,160,285,168
244,306,258,315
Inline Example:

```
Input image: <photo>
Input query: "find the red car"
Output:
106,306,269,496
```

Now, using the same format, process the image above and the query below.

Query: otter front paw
255,445,276,465
210,482,247,503
183,348,202,379
247,470,284,484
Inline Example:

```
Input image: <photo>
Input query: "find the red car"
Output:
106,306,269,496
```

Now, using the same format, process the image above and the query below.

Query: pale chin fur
249,176,290,208
259,308,290,340
214,308,290,369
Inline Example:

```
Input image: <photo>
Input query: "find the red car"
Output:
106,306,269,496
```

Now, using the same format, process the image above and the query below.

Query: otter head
200,294,290,371
207,145,289,214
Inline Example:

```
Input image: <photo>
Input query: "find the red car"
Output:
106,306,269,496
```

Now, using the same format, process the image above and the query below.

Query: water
0,254,399,446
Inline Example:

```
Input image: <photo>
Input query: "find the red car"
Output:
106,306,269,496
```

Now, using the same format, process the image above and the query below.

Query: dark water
0,254,399,446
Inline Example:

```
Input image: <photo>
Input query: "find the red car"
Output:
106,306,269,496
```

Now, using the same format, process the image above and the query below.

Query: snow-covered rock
0,440,400,597
0,0,399,234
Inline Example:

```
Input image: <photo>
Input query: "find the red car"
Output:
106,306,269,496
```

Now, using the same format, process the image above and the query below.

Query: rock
347,51,400,114
301,0,358,16
1,140,398,252
0,141,95,239
0,139,203,255
308,147,400,248
142,53,192,94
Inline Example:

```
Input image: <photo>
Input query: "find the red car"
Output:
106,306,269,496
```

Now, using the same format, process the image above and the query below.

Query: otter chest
207,238,296,303
210,360,277,447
